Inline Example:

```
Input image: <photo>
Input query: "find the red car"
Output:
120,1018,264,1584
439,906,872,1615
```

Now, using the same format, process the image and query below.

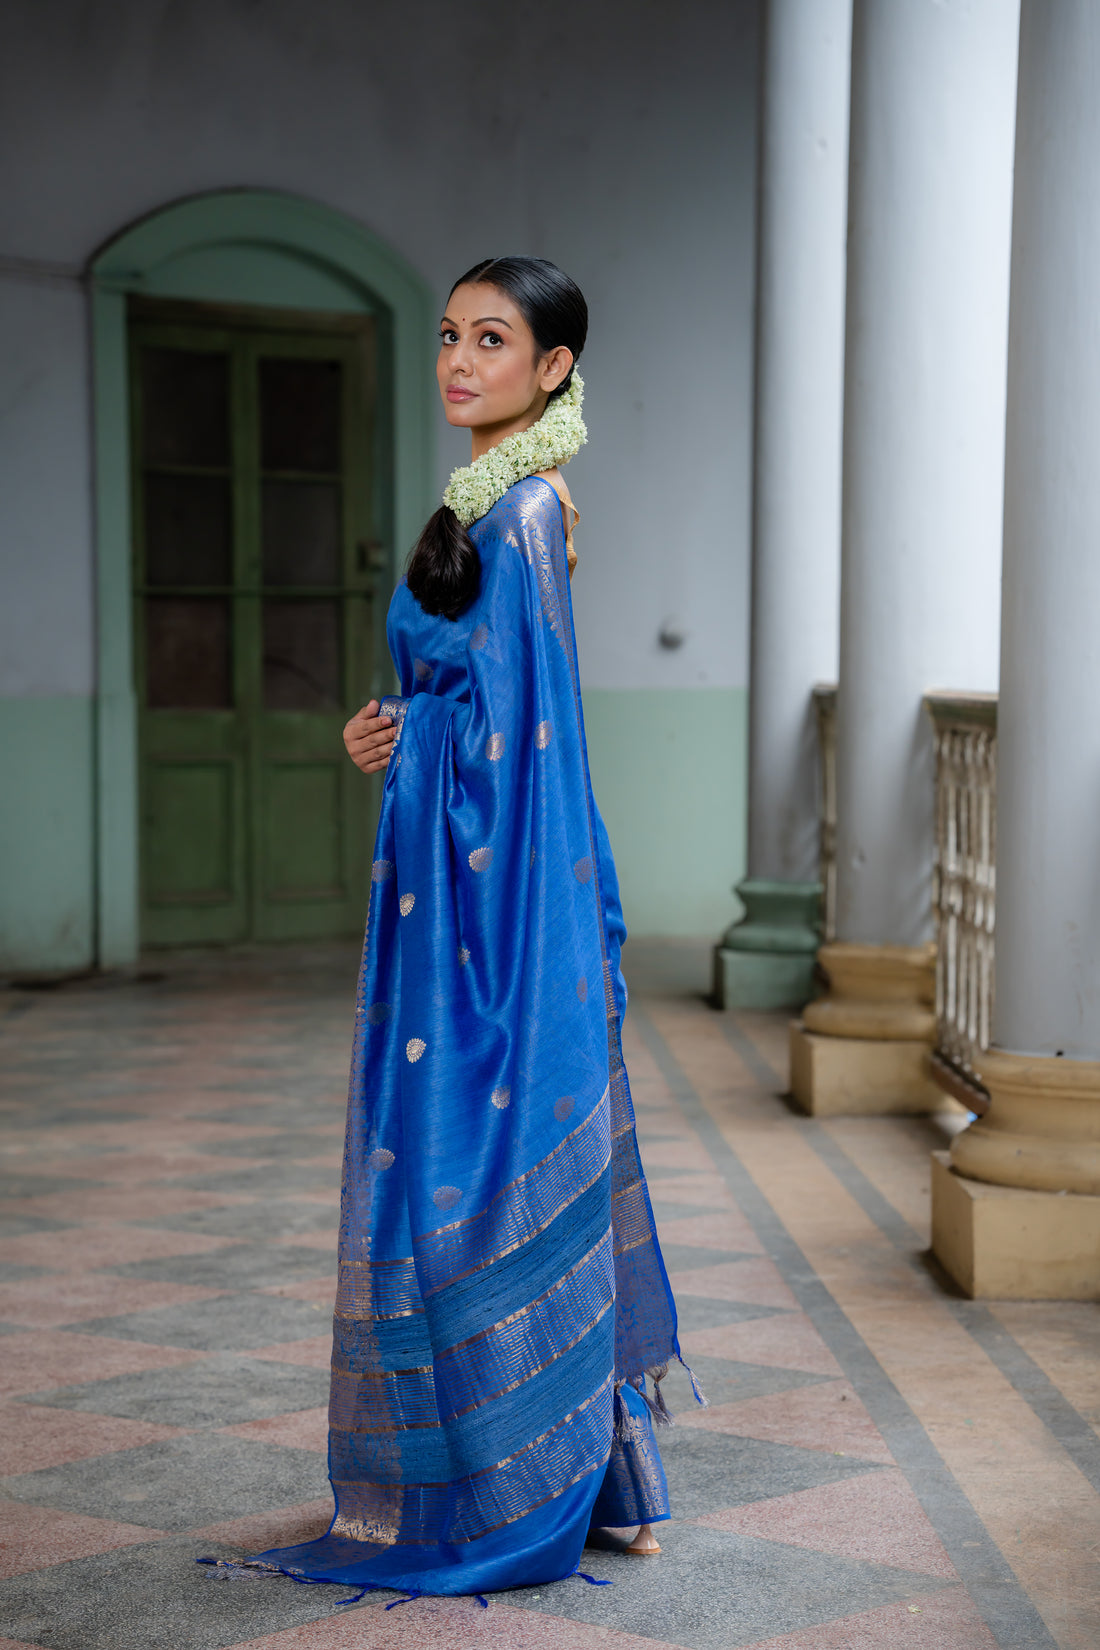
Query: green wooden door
130,304,382,945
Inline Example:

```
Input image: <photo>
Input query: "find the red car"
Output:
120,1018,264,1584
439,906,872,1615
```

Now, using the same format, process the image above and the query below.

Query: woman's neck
470,398,549,462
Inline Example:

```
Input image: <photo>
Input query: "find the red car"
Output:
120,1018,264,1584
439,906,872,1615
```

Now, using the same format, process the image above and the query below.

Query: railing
924,692,998,1113
812,684,838,943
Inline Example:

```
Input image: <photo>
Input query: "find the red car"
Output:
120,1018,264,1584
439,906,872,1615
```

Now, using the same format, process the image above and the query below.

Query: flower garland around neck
443,371,587,529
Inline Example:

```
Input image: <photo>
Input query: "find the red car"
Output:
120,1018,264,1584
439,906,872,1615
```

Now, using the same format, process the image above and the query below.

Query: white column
994,0,1100,1062
933,4,1100,1290
716,0,850,1012
746,0,850,886
792,0,1020,1114
834,0,1019,947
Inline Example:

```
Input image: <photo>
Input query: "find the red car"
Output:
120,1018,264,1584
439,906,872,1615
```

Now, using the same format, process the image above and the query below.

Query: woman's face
437,282,572,451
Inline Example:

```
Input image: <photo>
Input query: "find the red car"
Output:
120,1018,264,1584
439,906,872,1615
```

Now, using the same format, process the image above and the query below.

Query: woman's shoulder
494,473,575,537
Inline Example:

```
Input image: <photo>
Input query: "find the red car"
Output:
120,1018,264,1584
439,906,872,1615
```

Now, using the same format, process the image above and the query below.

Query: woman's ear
539,346,574,393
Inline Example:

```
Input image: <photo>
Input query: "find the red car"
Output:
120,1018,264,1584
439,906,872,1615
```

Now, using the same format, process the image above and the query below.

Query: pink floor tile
0,1225,239,1273
249,1336,332,1369
654,1210,764,1254
678,1312,843,1375
696,1467,954,1577
190,1497,333,1550
0,1401,185,1474
0,1499,164,1577
27,1148,258,1183
678,1378,893,1462
0,1329,203,1399
225,1597,689,1649
0,1638,50,1648
643,1174,733,1209
11,1185,255,1222
221,1406,328,1453
258,1278,334,1305
291,1188,341,1207
0,1273,225,1328
739,1585,997,1648
666,1257,798,1310
638,1139,715,1173
272,1230,336,1252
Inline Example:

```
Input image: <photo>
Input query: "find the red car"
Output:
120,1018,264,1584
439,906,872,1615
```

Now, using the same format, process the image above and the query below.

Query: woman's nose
449,337,474,375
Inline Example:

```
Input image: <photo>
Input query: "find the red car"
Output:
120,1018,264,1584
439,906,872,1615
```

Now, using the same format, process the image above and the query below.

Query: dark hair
406,256,588,620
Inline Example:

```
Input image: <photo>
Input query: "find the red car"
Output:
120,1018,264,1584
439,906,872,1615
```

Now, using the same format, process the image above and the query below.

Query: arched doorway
91,191,435,963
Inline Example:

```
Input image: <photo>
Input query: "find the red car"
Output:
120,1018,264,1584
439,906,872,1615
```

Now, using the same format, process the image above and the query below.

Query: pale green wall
0,696,95,973
582,687,747,937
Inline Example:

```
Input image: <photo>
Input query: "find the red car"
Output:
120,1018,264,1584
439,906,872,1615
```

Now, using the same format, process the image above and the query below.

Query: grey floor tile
673,1297,786,1333
164,1162,339,1196
133,1200,337,1241
0,1535,357,1650
106,1243,332,1291
510,1520,948,1650
24,1350,330,1427
0,1263,55,1282
0,1213,79,1238
195,1131,342,1160
659,1427,881,1517
658,1355,833,1410
69,1291,329,1351
2,1431,328,1532
0,1108,140,1130
651,1200,730,1222
659,1243,760,1270
0,1173,105,1197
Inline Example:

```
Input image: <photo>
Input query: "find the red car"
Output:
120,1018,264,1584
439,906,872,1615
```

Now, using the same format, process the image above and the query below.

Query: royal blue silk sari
257,478,682,1598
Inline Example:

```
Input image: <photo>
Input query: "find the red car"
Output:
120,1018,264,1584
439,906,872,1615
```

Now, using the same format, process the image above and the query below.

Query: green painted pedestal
713,878,822,1010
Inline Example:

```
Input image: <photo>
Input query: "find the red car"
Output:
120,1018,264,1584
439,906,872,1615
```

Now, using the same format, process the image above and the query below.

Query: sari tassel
677,1352,709,1409
574,1570,613,1587
632,1373,673,1429
384,1590,422,1610
475,1594,490,1608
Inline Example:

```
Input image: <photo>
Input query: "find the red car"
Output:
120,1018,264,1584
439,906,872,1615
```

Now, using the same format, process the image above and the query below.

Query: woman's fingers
343,703,397,773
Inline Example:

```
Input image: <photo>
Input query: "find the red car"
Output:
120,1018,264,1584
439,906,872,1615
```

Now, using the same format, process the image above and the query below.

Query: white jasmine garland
443,372,587,528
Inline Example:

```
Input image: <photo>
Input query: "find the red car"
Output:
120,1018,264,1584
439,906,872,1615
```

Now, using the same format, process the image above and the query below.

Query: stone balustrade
924,693,998,1115
811,684,837,945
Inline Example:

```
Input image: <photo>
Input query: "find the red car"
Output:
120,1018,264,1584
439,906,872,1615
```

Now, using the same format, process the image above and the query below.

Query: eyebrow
440,315,515,331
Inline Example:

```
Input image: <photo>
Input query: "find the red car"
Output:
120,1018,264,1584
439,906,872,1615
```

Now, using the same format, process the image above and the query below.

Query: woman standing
253,257,691,1600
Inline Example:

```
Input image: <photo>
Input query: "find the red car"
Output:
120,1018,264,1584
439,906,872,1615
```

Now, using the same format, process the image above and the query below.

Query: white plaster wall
0,0,758,697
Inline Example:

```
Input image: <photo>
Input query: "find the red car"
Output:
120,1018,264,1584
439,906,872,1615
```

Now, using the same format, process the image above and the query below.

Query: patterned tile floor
0,941,1097,1649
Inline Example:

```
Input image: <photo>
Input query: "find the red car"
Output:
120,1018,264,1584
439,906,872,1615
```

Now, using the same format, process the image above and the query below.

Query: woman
251,257,692,1601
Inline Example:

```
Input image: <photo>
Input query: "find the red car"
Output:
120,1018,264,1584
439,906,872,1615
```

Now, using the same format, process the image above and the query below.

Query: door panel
131,303,380,947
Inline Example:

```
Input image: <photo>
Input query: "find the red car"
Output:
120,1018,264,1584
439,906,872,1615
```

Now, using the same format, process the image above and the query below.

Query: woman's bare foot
625,1522,661,1555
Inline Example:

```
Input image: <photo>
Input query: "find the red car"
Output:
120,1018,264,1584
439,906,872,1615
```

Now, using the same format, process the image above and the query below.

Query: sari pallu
257,477,682,1597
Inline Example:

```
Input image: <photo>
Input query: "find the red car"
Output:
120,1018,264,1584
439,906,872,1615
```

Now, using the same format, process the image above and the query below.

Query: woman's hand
343,701,396,774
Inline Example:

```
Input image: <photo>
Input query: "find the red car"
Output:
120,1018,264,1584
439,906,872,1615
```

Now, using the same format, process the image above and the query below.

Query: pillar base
713,949,818,1011
789,1021,943,1115
931,1151,1100,1299
713,879,821,1010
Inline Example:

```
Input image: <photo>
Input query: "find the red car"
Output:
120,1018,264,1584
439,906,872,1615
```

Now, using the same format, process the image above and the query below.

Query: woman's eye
480,332,503,348
439,329,458,344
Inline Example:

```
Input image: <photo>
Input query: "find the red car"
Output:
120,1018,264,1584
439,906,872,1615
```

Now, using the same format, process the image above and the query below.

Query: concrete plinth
716,949,817,1012
931,1151,1100,1300
714,878,821,1010
789,1021,941,1116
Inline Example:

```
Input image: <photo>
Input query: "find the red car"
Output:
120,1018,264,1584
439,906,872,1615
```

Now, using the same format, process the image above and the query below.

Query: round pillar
792,0,1020,1114
937,2,1100,1299
716,0,850,1011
